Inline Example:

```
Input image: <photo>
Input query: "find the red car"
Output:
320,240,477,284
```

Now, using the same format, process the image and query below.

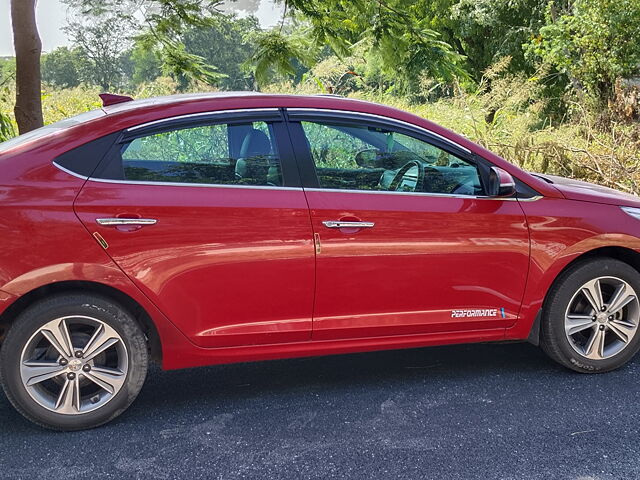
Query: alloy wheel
19,315,128,415
564,276,640,360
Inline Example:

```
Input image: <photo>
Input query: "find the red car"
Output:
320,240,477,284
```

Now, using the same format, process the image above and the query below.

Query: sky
0,0,284,57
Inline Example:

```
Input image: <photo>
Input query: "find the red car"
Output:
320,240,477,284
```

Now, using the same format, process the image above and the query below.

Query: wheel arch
527,245,640,345
0,280,162,364
547,246,640,298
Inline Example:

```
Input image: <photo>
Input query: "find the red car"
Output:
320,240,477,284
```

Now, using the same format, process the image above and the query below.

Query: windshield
0,109,105,154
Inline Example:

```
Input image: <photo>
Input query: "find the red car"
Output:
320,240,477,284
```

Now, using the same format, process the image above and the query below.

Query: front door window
300,121,483,196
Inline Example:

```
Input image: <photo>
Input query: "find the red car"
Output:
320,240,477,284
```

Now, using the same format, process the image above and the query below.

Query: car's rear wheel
541,258,640,373
0,293,148,430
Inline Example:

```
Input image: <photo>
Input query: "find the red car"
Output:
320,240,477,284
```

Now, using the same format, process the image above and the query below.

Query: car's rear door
74,109,315,348
286,109,531,341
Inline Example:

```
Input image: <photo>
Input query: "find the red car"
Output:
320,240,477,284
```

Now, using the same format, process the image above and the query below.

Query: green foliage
183,15,260,90
241,0,471,92
64,13,132,90
0,57,16,81
65,0,227,88
299,53,366,95
248,31,315,87
0,85,15,142
0,61,16,141
41,85,103,123
417,0,547,80
530,0,640,102
0,113,13,142
134,76,181,97
156,38,226,88
123,44,162,87
41,47,87,88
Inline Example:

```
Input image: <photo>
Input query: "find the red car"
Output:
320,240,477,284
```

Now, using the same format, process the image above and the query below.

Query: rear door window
118,121,282,186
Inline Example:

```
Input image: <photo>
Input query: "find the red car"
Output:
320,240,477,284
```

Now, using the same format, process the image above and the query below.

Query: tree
183,15,260,90
65,14,132,90
248,0,469,90
11,0,43,133
125,43,162,86
248,30,314,88
419,0,548,81
66,0,227,88
41,47,86,88
7,0,229,134
530,0,640,102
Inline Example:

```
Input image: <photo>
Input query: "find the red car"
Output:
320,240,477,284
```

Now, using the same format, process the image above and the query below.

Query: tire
0,293,148,430
541,258,640,373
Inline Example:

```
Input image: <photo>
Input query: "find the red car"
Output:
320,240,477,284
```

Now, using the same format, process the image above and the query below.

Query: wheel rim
19,316,128,415
564,276,640,360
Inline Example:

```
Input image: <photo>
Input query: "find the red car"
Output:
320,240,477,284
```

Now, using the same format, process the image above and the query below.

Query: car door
74,109,315,348
286,109,531,341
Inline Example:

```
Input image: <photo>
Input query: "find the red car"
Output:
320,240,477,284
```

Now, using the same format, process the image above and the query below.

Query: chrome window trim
52,161,90,180
85,176,304,191
286,108,471,154
54,159,540,199
303,187,542,202
55,157,301,191
124,108,281,133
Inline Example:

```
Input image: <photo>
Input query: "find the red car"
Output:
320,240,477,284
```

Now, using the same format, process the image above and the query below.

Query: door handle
96,218,157,226
322,220,375,229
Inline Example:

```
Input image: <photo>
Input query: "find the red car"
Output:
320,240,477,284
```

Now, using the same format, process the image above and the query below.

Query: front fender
509,194,640,339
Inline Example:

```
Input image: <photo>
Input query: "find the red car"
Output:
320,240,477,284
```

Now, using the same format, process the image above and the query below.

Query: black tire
541,258,640,373
0,293,148,430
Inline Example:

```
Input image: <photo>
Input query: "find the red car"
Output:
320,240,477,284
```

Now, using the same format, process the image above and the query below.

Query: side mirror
488,166,516,197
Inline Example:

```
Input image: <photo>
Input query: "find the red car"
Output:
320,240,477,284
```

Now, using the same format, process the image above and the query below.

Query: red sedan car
1,92,640,430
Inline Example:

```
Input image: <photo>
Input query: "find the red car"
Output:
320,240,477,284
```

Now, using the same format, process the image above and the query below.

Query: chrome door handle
322,221,375,229
96,218,157,226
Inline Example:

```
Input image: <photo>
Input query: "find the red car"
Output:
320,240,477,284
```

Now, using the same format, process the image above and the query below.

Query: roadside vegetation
2,0,640,193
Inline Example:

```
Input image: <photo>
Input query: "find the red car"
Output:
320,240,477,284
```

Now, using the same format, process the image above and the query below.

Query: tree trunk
11,0,43,134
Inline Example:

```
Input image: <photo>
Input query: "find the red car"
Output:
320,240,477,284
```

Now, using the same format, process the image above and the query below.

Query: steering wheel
388,160,425,192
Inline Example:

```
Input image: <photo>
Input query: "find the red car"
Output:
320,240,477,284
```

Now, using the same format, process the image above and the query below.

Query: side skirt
162,328,507,370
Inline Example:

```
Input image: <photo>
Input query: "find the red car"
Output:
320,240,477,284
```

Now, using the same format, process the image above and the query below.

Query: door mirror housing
487,167,516,197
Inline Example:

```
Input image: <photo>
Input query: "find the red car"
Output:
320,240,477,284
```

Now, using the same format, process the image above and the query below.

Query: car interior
120,121,282,186
303,122,484,195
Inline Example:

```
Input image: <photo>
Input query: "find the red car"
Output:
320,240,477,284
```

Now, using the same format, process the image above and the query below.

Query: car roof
101,91,363,114
0,91,563,199
101,91,263,114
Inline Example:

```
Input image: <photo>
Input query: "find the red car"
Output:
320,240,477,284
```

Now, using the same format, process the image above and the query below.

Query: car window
300,121,483,195
300,121,371,169
119,121,283,186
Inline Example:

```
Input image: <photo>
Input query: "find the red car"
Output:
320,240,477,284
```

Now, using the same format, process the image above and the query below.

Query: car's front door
75,109,315,348
287,109,531,341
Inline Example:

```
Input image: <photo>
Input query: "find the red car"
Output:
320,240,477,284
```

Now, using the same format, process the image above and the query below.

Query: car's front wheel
0,293,148,430
541,258,640,373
